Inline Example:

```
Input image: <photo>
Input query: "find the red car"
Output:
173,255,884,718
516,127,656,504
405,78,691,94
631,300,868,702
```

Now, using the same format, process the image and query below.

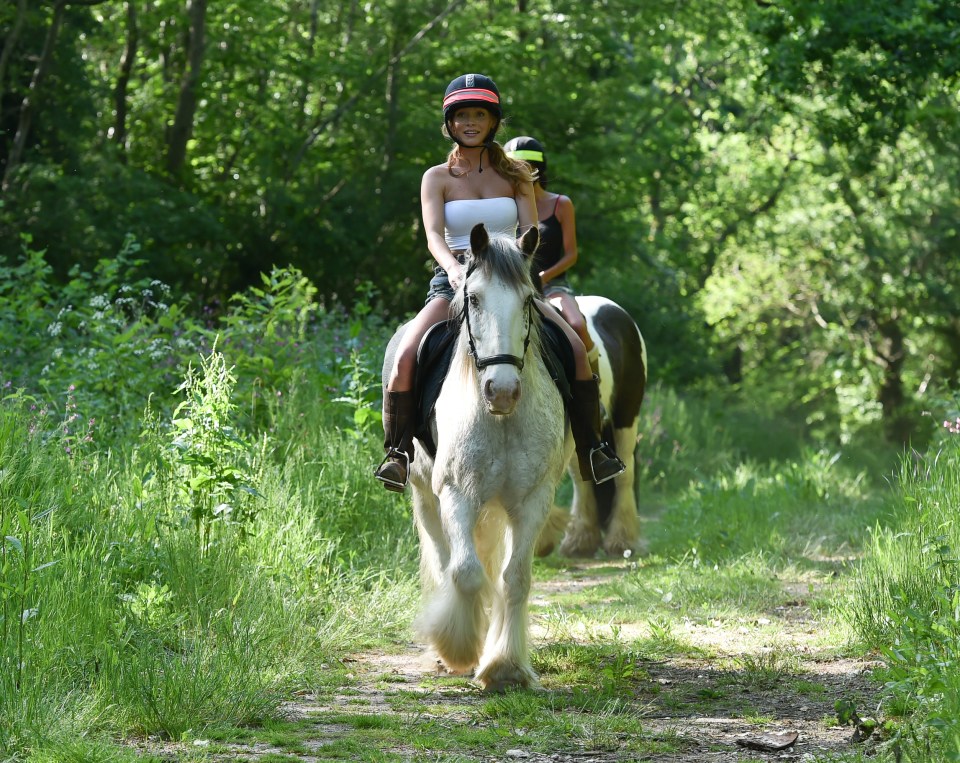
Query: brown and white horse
524,254,647,559
549,296,647,558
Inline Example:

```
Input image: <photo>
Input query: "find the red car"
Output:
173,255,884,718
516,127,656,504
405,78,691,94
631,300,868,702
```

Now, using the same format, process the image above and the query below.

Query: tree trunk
2,0,68,192
165,0,206,178
111,0,139,156
875,315,911,445
379,39,400,180
0,0,28,114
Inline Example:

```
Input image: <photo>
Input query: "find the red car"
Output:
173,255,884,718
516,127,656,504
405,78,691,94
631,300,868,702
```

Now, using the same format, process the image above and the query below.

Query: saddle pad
412,317,574,458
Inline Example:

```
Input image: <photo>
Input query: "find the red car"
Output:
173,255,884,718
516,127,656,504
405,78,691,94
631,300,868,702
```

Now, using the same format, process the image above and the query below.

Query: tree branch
284,0,467,183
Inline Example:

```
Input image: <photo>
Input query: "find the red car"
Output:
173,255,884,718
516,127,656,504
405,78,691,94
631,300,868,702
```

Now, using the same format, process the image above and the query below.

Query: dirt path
271,561,884,763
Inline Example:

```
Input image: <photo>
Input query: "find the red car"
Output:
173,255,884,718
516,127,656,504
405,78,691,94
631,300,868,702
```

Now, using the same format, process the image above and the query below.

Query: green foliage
168,348,265,551
0,256,417,760
847,420,960,761
221,266,319,397
0,398,74,754
0,234,203,447
3,0,959,442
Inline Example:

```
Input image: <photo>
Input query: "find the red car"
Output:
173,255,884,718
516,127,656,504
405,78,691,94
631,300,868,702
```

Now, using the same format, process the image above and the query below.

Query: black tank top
535,196,564,271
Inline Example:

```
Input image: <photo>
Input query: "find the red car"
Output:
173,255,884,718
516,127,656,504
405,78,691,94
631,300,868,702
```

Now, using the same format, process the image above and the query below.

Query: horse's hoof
559,529,601,558
475,659,537,692
603,539,637,558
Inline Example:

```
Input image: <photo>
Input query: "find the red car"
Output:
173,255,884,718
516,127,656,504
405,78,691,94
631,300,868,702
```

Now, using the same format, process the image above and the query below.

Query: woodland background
5,3,960,761
3,0,960,446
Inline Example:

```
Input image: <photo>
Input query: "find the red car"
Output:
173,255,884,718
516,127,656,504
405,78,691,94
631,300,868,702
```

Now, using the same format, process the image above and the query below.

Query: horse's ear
518,225,539,258
470,224,489,257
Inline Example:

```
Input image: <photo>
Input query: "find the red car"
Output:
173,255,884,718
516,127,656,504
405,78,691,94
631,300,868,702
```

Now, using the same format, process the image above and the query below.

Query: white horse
384,224,568,691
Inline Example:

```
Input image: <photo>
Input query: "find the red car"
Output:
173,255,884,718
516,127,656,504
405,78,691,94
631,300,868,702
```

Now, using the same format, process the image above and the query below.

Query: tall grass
846,426,960,761
0,242,419,760
634,384,893,567
1,237,936,761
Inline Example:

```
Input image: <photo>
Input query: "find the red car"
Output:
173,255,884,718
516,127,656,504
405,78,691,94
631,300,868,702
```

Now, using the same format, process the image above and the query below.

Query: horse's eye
469,294,480,309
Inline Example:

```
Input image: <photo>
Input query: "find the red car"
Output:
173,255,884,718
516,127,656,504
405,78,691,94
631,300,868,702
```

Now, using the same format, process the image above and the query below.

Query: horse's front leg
475,486,552,691
409,453,448,593
416,485,488,674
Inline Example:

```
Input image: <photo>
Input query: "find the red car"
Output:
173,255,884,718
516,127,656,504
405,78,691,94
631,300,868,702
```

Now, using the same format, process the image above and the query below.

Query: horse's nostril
484,379,495,400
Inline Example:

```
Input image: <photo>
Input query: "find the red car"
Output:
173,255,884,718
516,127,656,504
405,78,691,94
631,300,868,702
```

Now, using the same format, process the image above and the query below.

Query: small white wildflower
47,321,63,337
623,549,632,559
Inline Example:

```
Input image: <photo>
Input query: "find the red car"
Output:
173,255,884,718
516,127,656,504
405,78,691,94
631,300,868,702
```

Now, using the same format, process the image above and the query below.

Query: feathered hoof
434,643,481,675
475,657,538,692
559,526,601,558
603,536,639,559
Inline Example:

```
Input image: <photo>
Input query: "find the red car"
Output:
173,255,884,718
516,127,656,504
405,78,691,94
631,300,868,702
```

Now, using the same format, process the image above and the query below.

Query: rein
461,261,534,371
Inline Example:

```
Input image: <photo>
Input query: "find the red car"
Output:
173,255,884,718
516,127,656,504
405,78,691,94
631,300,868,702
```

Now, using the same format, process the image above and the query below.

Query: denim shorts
424,253,468,305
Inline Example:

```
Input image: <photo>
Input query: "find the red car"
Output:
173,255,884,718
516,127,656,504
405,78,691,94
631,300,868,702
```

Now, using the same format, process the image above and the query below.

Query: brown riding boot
569,375,625,485
374,390,416,492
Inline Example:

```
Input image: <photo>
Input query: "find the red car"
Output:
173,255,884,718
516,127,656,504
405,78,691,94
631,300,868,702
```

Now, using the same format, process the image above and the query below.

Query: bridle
461,262,534,371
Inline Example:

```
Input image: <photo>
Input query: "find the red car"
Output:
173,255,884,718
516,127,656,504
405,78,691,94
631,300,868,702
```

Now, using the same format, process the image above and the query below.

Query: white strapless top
444,197,518,250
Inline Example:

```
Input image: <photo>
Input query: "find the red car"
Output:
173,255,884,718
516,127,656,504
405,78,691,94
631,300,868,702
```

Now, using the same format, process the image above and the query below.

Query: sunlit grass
0,256,917,761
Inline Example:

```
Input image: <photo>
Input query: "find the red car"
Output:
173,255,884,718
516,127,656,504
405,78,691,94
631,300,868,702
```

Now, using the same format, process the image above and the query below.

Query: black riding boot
374,390,416,492
569,375,625,485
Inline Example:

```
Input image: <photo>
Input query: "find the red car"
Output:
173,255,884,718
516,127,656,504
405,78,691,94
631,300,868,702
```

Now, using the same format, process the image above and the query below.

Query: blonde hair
442,129,536,191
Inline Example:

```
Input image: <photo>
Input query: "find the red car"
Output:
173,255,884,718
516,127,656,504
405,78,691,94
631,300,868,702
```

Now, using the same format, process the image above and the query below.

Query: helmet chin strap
447,120,499,173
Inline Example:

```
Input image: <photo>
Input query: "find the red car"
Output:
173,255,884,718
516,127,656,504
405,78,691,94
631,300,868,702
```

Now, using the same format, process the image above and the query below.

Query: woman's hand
448,263,464,290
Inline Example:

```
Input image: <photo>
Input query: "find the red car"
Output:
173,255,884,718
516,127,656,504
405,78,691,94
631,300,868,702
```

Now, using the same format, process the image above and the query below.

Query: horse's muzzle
483,376,521,415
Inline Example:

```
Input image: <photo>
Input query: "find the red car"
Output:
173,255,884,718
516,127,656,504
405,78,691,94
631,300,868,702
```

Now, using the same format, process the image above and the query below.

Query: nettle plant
167,348,266,552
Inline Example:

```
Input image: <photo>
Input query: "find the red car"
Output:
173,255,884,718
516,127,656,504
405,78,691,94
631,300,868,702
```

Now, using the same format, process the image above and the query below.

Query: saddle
412,315,575,458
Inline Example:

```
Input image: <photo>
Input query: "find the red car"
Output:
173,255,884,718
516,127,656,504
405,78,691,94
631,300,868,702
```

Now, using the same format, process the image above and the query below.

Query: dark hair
504,135,548,189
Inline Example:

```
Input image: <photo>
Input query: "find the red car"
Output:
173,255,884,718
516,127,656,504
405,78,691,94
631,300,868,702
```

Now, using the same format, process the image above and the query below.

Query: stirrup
374,449,409,492
589,442,625,485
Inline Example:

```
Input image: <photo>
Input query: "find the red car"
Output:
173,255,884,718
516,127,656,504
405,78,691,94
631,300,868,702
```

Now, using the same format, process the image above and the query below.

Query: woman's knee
393,338,418,377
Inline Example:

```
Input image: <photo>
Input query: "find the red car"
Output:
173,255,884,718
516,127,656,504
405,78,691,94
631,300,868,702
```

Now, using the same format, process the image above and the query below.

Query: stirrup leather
588,442,625,485
374,448,409,491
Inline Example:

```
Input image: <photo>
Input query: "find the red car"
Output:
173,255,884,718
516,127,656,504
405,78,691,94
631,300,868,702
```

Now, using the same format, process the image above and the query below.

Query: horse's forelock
449,234,542,359
473,234,533,294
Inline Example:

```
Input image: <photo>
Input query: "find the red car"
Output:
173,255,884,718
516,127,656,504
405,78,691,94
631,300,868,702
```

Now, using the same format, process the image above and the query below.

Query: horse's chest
433,385,564,489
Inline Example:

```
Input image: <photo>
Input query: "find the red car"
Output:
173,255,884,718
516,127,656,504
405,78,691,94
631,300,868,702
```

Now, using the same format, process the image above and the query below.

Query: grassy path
149,557,883,762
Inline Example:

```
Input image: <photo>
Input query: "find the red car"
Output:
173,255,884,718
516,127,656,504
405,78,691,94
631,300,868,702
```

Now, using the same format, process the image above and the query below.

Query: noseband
461,263,534,371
